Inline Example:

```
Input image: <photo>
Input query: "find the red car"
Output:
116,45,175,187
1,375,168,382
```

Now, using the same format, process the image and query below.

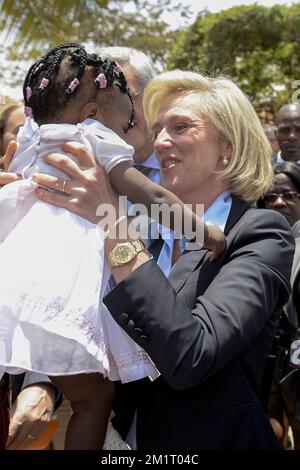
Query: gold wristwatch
107,240,147,267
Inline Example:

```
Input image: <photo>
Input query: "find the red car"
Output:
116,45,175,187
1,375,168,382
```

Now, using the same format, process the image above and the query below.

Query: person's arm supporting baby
108,162,226,261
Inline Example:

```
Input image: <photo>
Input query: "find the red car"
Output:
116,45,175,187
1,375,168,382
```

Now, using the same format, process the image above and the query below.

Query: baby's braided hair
23,43,134,129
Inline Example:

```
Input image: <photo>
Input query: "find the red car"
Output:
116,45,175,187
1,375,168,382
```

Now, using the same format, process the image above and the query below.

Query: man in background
273,104,300,164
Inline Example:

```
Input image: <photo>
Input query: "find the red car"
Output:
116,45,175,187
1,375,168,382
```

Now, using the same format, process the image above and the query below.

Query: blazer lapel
224,195,250,235
149,237,208,293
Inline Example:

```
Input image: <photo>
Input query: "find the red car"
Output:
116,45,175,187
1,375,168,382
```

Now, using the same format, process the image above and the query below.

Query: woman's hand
6,384,56,450
32,141,120,225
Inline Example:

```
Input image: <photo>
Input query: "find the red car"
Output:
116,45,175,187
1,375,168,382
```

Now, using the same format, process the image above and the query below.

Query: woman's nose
154,129,171,148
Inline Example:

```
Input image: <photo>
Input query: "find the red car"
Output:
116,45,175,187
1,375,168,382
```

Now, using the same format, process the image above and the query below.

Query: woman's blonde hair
143,70,273,204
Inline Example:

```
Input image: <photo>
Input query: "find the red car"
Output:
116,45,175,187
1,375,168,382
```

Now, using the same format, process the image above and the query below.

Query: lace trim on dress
106,157,134,174
115,349,152,368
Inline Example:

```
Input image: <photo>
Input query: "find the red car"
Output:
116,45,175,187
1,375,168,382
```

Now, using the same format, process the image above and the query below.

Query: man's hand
269,415,285,444
7,383,56,450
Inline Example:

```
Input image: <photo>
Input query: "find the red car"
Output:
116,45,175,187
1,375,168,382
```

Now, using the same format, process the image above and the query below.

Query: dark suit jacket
104,196,294,450
267,221,300,431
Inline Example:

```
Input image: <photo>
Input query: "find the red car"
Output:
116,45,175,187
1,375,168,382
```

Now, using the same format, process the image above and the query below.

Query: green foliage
0,0,194,96
167,4,300,118
0,0,190,63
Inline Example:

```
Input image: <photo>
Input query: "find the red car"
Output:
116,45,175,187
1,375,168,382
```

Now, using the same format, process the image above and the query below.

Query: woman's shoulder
227,201,294,261
225,204,294,293
234,204,292,235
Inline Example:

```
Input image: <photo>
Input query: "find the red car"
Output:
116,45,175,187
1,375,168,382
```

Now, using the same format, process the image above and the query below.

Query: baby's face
98,86,134,138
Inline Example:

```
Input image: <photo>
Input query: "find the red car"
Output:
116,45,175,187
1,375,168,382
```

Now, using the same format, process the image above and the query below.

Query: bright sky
163,0,297,27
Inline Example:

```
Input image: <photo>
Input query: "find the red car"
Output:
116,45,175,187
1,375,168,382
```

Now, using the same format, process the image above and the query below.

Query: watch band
107,240,147,267
131,240,146,253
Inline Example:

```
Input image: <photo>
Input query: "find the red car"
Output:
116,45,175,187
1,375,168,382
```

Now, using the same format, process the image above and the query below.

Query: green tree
167,4,300,118
0,0,191,63
0,0,192,97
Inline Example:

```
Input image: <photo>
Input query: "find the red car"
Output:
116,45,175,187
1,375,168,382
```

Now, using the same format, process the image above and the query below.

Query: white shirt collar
204,190,232,231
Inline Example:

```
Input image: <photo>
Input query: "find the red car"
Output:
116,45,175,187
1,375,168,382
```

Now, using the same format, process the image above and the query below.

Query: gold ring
62,179,68,194
27,433,35,440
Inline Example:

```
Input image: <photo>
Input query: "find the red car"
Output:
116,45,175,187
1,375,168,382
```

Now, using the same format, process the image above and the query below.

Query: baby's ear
80,102,99,122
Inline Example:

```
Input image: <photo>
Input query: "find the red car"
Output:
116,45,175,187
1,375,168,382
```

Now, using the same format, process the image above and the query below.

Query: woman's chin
161,174,180,191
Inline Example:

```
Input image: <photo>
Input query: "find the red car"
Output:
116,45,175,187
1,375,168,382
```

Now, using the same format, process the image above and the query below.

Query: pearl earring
222,155,229,166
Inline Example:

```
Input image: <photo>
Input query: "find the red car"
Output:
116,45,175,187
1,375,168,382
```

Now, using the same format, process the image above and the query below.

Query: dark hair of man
23,43,133,127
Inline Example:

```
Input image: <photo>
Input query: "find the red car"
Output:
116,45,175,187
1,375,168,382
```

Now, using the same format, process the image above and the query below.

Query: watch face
115,244,133,263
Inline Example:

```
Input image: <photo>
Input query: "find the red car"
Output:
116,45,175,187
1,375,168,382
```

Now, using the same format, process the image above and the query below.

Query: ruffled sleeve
79,120,134,174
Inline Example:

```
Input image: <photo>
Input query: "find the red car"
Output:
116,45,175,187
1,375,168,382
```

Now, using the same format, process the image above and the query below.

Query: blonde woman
2,70,295,449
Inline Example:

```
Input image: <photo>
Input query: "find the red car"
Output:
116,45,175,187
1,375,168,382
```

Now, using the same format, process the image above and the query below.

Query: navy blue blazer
105,197,294,449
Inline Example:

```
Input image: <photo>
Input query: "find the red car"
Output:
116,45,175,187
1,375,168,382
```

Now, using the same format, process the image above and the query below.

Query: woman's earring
222,155,229,166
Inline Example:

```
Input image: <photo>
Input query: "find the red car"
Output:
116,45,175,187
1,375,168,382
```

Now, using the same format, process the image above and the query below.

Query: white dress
0,117,158,383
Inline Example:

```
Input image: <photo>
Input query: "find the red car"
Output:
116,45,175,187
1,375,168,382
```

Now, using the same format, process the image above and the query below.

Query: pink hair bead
26,87,32,100
67,78,80,93
34,63,44,74
39,77,49,90
24,106,33,117
114,63,122,74
95,73,107,88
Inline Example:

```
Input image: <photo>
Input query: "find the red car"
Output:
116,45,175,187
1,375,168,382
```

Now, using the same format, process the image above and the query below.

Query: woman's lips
160,156,181,169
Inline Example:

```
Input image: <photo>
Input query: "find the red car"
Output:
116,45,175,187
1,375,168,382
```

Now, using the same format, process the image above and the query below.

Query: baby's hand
204,225,227,261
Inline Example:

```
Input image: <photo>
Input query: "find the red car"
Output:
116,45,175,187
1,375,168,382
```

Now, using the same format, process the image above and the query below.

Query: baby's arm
109,162,226,260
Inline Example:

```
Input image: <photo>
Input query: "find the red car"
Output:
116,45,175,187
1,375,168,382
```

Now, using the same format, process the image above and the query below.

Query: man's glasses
263,191,300,202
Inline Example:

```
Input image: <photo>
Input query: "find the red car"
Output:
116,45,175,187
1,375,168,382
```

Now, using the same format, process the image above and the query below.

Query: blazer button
127,319,135,331
140,335,150,344
119,313,129,325
133,327,143,337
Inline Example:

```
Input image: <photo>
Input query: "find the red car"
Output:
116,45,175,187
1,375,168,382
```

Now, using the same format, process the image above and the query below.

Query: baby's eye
123,115,135,134
123,123,134,134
